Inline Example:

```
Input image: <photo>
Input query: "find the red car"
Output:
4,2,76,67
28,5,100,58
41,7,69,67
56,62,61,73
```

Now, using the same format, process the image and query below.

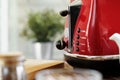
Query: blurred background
0,0,70,60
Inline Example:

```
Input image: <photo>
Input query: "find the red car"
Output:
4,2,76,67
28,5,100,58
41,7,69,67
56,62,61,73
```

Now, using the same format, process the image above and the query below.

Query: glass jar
0,53,27,80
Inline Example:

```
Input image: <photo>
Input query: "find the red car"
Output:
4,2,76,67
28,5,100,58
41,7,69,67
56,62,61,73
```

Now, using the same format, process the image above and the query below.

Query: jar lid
0,52,25,64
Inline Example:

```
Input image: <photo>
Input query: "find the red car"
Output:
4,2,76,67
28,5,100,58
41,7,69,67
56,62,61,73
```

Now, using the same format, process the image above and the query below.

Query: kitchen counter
0,59,73,80
1,59,119,80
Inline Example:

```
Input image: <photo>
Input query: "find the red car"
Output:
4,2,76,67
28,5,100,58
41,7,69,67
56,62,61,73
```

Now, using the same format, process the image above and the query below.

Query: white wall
9,0,18,52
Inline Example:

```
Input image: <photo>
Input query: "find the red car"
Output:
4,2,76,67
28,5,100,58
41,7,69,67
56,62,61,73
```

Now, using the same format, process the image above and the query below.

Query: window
0,0,9,53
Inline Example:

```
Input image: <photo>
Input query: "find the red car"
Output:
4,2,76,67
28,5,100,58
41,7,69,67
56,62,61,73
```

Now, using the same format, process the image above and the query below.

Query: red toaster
56,0,120,76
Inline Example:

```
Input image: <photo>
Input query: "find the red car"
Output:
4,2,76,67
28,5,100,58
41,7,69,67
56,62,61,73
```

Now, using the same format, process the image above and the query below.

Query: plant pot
34,42,53,60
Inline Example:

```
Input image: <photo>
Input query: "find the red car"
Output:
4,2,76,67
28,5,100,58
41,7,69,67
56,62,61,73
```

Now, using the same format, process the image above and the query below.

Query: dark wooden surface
64,54,120,80
104,76,120,80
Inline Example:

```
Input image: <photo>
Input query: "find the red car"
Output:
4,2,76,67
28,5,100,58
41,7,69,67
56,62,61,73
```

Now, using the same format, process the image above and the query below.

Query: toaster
56,0,120,76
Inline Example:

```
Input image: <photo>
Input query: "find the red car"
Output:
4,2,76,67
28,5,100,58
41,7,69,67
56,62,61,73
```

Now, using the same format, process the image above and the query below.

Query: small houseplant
21,9,64,59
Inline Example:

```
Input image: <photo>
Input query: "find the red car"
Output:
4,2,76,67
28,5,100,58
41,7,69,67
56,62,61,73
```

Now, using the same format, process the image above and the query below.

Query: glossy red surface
64,0,120,56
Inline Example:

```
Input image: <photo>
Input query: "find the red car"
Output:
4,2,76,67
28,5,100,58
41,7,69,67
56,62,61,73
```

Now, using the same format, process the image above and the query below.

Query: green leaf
20,9,64,42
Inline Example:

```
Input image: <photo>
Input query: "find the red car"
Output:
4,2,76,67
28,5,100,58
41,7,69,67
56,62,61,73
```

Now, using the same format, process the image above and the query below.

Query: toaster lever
60,10,69,17
56,40,66,50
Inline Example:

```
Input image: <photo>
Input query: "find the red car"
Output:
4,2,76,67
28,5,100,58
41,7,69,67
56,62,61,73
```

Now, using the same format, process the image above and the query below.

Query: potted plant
21,9,64,59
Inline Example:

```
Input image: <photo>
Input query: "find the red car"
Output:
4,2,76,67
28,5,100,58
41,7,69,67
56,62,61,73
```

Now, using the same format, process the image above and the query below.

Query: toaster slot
68,4,81,51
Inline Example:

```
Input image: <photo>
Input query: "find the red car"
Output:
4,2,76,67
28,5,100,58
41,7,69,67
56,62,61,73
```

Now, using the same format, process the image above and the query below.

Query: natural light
0,0,9,53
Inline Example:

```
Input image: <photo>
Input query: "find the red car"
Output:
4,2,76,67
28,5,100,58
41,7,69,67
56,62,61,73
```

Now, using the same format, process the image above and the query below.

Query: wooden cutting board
25,59,73,80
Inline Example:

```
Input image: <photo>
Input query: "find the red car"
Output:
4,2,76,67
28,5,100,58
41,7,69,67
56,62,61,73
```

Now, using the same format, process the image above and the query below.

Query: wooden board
25,59,64,74
25,59,73,80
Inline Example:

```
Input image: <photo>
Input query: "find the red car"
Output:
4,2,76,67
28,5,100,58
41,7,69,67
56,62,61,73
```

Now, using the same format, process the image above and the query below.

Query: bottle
0,52,27,80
